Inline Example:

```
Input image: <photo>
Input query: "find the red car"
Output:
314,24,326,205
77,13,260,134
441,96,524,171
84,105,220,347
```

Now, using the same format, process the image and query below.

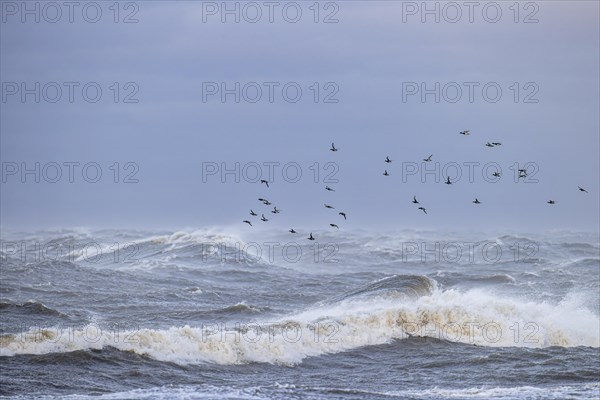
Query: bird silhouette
330,224,339,229
459,130,470,135
578,186,588,193
418,207,427,214
308,233,315,240
445,176,452,185
338,212,347,220
547,200,555,204
243,220,252,226
473,198,481,204
423,155,432,162
325,186,335,191
260,180,269,188
261,214,269,221
250,210,257,216
385,156,392,163
330,142,338,152
383,170,389,176
271,206,281,214
289,229,297,234
325,204,334,209
412,196,419,204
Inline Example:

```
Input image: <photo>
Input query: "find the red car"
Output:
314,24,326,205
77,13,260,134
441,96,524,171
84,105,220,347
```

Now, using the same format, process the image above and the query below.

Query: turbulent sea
0,228,599,400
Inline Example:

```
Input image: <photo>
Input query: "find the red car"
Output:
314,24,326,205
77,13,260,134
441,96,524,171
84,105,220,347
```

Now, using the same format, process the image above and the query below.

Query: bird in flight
243,220,252,226
459,130,470,135
308,233,315,240
263,200,272,205
271,206,281,214
258,198,267,203
289,229,297,234
385,156,392,163
578,186,588,193
250,210,257,216
485,142,494,147
260,180,269,188
330,142,338,152
492,172,501,177
473,198,481,204
325,204,335,209
445,176,452,185
261,214,269,221
412,196,419,204
418,207,427,214
492,142,502,146
547,200,555,205
383,170,389,176
330,224,339,229
338,212,347,220
325,186,335,191
423,155,432,162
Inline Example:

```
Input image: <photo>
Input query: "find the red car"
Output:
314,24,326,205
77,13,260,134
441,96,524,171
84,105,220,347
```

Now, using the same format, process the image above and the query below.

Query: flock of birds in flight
242,141,346,241
243,130,590,239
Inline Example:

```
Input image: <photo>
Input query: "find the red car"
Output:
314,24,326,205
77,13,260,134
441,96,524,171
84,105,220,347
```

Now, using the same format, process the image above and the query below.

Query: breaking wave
1,275,598,365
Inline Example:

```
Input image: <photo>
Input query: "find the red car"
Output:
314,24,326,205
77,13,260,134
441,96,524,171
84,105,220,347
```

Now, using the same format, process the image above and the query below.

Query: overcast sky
1,1,599,233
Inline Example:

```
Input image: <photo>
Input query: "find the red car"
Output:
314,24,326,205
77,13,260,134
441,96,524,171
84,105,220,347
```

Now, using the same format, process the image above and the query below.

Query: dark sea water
1,229,599,399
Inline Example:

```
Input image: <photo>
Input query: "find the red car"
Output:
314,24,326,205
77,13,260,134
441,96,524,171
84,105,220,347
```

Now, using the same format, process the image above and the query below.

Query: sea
1,228,599,399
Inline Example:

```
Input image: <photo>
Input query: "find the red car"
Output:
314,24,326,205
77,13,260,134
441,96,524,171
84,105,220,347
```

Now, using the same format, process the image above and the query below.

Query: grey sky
1,1,598,232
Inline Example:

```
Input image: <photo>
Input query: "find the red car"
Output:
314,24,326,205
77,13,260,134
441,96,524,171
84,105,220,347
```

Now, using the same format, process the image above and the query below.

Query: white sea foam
2,285,598,365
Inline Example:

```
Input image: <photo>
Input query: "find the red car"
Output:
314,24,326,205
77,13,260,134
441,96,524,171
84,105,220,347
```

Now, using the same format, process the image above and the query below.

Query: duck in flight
418,207,427,214
492,172,501,177
261,214,269,221
260,179,269,188
412,196,419,204
325,186,335,191
338,212,347,220
517,169,528,178
325,204,335,209
289,229,297,234
250,210,257,216
243,220,252,226
445,176,452,185
578,186,588,193
423,155,432,162
385,156,392,163
492,142,502,146
485,142,494,147
271,206,281,214
330,142,338,152
383,170,389,176
473,198,481,204
330,224,339,229
308,233,315,240
263,200,272,205
258,198,267,203
459,130,470,135
547,200,555,204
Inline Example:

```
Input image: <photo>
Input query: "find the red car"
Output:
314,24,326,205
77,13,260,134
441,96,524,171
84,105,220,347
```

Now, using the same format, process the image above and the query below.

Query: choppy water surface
1,229,599,399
